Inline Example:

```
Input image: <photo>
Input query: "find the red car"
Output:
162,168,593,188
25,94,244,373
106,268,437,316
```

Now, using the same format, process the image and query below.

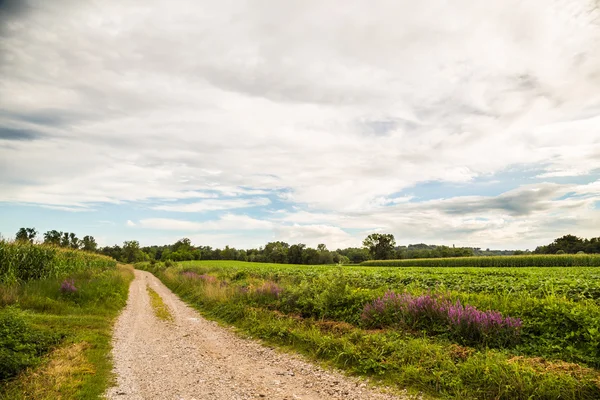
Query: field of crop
361,253,600,268
0,241,132,399
138,259,600,400
0,241,117,284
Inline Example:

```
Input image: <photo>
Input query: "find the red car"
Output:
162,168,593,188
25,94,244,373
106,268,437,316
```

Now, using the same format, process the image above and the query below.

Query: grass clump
147,286,173,322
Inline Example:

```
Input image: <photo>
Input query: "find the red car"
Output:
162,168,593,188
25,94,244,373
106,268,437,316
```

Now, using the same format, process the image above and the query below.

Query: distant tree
81,235,97,252
122,240,147,263
43,230,62,246
302,247,320,264
363,233,396,260
69,232,80,249
15,227,37,243
61,232,70,248
263,241,289,264
288,244,306,264
345,248,370,263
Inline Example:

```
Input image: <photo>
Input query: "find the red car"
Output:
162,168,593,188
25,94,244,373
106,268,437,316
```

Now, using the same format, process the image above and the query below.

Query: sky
1,0,600,250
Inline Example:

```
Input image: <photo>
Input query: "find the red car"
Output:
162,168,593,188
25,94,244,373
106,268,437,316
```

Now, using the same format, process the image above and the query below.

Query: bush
0,307,63,380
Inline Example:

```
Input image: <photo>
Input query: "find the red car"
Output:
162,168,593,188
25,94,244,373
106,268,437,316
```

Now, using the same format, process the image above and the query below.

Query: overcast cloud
1,0,599,249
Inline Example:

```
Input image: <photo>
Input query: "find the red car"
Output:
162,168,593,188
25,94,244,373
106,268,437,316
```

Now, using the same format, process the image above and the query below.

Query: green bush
0,307,63,380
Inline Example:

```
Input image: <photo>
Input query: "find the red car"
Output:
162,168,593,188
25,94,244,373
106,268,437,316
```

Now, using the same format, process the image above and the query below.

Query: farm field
137,259,600,400
0,241,133,399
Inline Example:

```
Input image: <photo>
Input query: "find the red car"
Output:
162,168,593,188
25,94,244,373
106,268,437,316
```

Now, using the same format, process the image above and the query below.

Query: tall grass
361,254,600,268
0,241,116,284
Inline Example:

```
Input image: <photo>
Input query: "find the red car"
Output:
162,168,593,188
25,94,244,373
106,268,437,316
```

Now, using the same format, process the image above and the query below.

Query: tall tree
81,235,97,252
15,227,37,243
363,233,396,260
43,230,62,246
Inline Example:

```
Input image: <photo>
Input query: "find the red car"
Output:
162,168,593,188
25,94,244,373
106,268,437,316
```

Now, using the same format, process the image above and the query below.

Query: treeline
15,228,98,252
13,227,599,265
534,235,600,254
104,239,352,265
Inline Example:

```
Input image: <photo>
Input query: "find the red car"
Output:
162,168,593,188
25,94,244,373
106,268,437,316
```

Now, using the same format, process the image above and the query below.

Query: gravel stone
105,270,416,400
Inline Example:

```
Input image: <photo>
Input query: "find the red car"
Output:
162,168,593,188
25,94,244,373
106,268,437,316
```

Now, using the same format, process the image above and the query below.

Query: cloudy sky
1,0,600,250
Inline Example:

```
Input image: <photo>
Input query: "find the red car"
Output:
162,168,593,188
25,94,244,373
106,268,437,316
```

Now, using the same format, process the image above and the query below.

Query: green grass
0,260,133,399
147,286,173,322
137,260,600,400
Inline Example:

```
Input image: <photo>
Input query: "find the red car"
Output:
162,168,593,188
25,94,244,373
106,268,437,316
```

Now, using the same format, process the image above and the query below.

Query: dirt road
105,270,411,400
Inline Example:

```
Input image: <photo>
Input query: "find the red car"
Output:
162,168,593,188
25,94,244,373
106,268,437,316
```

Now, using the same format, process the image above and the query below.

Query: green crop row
0,241,117,284
361,254,600,268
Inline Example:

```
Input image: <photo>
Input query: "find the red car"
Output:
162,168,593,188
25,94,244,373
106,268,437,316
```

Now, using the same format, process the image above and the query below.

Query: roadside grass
138,261,600,400
0,264,133,399
147,285,174,322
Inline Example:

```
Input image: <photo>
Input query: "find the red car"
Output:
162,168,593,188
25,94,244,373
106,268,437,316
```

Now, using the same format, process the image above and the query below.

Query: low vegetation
0,241,132,399
362,254,600,268
137,260,600,399
147,286,173,322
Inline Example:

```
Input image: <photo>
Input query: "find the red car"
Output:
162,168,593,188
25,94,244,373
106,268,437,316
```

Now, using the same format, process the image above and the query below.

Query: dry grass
8,342,94,400
508,355,600,384
147,285,174,322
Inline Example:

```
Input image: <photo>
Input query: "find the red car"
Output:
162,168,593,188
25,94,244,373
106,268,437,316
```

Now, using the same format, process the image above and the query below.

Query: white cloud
1,0,599,248
138,214,274,231
151,198,271,212
126,220,136,227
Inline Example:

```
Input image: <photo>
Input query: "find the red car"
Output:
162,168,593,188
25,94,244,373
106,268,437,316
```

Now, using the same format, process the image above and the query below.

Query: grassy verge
138,261,600,400
147,286,173,322
0,264,133,399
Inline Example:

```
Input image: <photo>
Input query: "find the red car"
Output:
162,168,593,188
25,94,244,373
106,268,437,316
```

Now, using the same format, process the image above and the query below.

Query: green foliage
0,307,63,380
15,228,37,244
0,256,132,398
0,241,117,284
535,234,600,254
141,260,600,400
361,254,600,268
363,233,396,260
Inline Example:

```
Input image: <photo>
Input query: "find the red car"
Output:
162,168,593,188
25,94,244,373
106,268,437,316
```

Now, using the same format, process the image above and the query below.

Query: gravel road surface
105,270,412,400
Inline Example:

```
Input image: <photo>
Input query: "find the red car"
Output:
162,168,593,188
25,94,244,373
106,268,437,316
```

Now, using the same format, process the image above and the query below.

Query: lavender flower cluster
59,279,77,294
254,281,283,298
180,271,218,284
361,291,522,347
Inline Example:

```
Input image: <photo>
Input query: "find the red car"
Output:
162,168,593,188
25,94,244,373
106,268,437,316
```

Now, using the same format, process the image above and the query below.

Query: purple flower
361,291,521,346
254,281,283,298
60,279,77,293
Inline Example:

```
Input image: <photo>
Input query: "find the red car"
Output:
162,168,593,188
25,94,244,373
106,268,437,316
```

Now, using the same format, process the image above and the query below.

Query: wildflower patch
361,291,522,347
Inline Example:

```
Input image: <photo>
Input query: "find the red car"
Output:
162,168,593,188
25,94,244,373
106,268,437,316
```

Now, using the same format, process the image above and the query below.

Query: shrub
0,307,62,380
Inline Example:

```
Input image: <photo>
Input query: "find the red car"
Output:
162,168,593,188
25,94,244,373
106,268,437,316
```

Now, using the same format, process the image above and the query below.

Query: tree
69,232,80,249
15,227,37,243
122,240,147,263
263,241,289,264
43,230,62,246
61,232,70,248
81,235,97,252
288,244,306,264
363,233,396,260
